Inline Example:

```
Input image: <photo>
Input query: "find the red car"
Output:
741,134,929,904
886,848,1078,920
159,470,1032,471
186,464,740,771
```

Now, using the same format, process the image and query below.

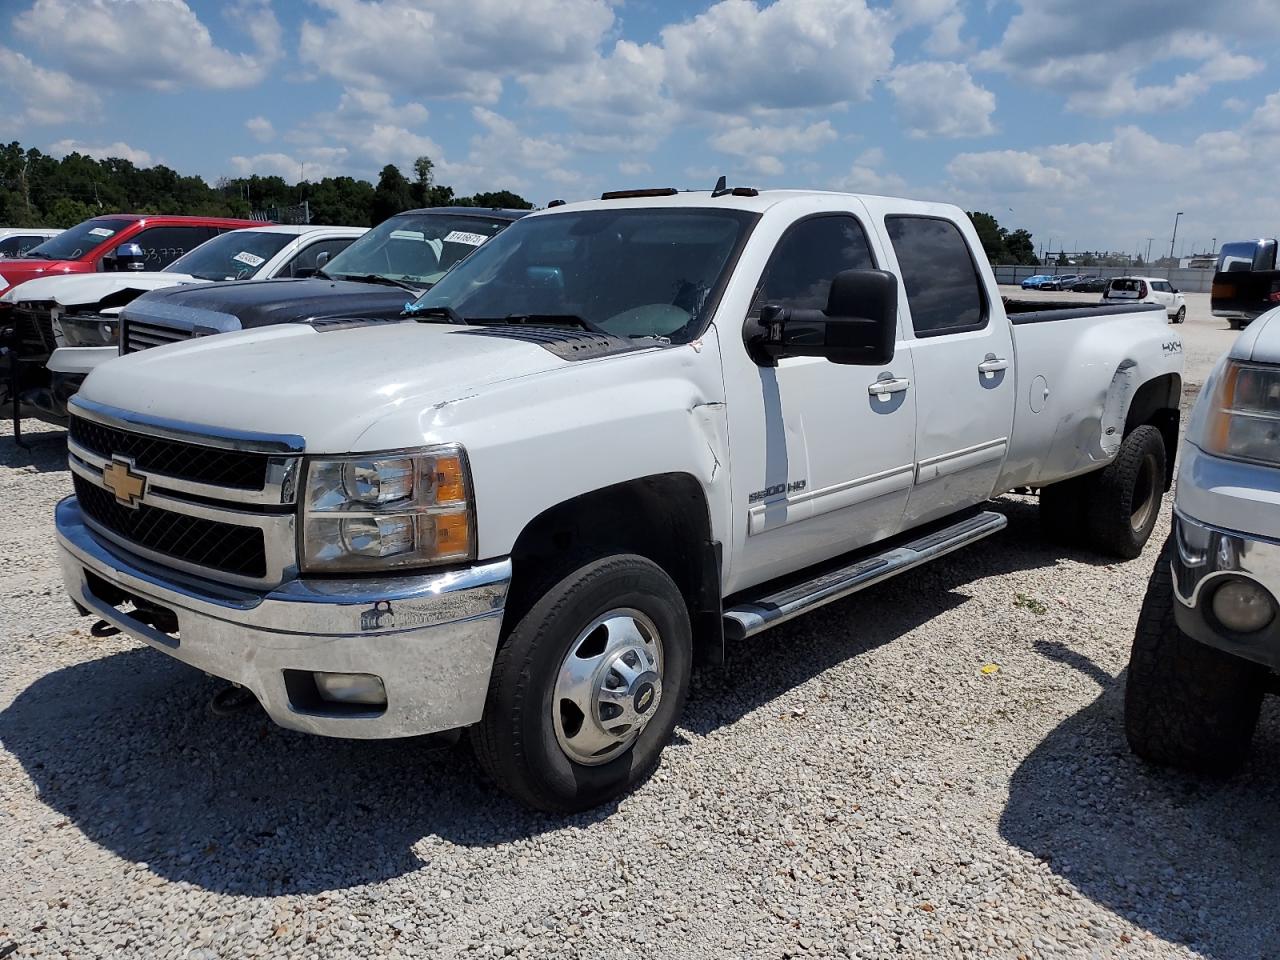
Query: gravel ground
3,302,1276,960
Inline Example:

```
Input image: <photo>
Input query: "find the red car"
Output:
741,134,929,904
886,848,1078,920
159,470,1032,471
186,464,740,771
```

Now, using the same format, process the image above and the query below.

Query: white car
56,188,1183,812
1126,307,1280,773
1103,275,1187,323
1,224,365,422
0,227,60,259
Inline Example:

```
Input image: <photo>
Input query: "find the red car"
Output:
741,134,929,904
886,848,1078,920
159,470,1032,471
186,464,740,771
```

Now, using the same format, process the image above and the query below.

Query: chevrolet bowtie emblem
102,457,147,508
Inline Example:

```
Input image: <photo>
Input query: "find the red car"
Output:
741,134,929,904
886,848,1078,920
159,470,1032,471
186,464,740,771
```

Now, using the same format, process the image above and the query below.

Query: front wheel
1125,539,1266,774
471,554,692,813
1085,424,1166,559
1173,306,1186,324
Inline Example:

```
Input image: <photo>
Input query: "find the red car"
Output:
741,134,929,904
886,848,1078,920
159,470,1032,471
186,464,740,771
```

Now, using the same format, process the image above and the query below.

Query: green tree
1004,228,1036,265
371,164,414,224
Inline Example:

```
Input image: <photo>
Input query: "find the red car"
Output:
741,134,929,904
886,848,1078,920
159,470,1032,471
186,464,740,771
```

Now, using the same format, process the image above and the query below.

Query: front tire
472,554,692,813
1125,539,1266,774
1085,424,1166,559
1173,306,1186,324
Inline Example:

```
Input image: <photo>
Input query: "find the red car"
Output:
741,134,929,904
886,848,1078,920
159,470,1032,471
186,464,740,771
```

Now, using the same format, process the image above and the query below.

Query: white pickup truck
55,189,1184,812
1,224,365,423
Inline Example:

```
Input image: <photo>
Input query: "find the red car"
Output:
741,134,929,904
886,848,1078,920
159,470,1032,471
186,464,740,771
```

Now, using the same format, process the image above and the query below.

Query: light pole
1146,238,1153,263
1169,212,1184,261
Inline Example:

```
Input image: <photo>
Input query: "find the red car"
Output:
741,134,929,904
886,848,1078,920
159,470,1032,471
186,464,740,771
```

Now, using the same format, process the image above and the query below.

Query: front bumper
48,345,114,375
56,497,511,738
1171,510,1280,671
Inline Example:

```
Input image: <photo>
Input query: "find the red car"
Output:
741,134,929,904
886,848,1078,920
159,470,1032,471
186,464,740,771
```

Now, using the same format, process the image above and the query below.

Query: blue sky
5,0,1280,255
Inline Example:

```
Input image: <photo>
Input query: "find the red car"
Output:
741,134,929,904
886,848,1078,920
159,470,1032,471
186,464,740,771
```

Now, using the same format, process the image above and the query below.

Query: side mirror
1171,287,1179,294
315,251,330,271
746,268,897,366
110,242,147,272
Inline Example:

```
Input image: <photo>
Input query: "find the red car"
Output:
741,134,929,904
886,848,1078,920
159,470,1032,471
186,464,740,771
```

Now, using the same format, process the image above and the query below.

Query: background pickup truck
110,206,526,354
1211,238,1280,329
0,224,366,425
56,188,1183,813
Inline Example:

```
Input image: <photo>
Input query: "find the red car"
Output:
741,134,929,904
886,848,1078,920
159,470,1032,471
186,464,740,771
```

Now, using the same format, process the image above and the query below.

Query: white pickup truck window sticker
88,227,115,238
443,230,489,247
232,251,265,268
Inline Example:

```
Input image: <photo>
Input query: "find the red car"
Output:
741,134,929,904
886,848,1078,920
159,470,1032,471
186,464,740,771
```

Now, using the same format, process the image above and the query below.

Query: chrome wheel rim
552,608,664,766
1130,452,1159,533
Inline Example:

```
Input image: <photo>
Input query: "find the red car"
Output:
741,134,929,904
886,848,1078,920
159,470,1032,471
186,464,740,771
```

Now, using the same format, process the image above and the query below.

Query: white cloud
0,46,99,129
299,0,615,103
48,139,154,166
887,62,996,138
15,0,282,91
229,151,336,181
892,0,966,56
708,119,838,178
246,116,274,142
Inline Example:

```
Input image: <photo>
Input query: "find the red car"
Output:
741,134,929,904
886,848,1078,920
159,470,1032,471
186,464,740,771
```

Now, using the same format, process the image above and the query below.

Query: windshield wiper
471,314,608,334
330,273,423,292
22,250,54,260
404,304,465,324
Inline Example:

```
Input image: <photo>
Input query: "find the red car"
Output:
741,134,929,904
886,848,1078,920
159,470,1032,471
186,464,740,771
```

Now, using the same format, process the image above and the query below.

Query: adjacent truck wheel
1173,306,1186,324
472,554,692,813
1085,425,1166,559
1125,539,1266,775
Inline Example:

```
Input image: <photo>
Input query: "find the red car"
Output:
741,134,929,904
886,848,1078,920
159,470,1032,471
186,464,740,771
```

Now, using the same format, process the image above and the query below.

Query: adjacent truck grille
73,473,267,579
69,416,270,490
123,320,187,354
12,304,56,357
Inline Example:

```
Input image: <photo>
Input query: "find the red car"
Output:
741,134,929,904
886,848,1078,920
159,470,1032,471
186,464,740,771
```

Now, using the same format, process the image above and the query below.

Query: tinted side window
752,215,875,314
282,237,357,277
885,216,985,337
131,226,212,268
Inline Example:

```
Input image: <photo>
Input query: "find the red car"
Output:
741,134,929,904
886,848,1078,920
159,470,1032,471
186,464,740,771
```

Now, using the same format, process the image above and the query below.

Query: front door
874,211,1016,528
724,202,917,592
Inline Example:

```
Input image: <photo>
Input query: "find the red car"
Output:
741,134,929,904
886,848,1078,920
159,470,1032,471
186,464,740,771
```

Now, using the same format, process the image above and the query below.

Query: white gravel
3,303,1277,960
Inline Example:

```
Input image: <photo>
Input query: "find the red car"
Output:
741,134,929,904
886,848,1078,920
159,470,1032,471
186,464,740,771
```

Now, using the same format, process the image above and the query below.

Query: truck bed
1001,298,1164,324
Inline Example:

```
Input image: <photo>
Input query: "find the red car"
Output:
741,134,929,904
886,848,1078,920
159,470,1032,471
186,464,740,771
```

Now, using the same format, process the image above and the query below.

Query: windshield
25,217,133,261
324,213,510,289
408,208,757,343
165,229,294,281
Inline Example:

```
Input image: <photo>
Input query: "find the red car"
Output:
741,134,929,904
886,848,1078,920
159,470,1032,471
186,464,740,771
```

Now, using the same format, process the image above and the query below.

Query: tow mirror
746,268,897,366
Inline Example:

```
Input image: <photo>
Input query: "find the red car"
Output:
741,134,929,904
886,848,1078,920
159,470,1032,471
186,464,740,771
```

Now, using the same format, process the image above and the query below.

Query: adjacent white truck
1,224,365,422
1126,309,1280,772
55,189,1185,812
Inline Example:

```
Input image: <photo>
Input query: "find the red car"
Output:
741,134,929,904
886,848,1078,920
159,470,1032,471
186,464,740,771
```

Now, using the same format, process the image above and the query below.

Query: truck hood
0,271,206,307
1233,306,1280,365
78,320,576,452
122,277,412,332
0,258,91,296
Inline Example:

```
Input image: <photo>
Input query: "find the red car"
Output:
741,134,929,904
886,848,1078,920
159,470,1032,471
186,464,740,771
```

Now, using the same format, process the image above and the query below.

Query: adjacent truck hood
1232,306,1280,365
0,258,92,295
78,320,572,452
122,277,412,333
0,271,205,307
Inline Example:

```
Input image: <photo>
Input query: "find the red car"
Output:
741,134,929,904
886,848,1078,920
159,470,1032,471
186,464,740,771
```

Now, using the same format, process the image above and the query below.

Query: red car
0,213,264,296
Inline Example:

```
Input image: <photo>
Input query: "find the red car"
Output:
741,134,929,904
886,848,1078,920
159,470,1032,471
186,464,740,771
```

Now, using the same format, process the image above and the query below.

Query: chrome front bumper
1171,510,1280,670
56,496,511,738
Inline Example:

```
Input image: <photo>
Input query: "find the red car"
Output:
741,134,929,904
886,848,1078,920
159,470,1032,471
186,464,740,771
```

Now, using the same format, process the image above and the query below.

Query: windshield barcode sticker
88,227,115,238
232,251,265,267
443,230,488,247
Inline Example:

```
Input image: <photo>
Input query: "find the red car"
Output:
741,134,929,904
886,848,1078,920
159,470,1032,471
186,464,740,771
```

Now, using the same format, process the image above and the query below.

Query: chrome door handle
978,357,1009,374
868,377,910,397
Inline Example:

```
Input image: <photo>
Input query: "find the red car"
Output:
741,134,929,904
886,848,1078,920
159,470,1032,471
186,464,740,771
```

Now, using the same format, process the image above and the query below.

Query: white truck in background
55,188,1183,812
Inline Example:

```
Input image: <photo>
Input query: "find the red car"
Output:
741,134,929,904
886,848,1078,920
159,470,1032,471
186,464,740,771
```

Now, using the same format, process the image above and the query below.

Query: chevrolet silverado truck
1,224,366,424
1126,308,1280,773
107,207,526,355
55,189,1183,812
1211,238,1280,330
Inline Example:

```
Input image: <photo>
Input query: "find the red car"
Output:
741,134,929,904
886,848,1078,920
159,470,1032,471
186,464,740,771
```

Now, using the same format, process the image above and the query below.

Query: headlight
300,445,474,572
60,312,119,347
1203,361,1280,465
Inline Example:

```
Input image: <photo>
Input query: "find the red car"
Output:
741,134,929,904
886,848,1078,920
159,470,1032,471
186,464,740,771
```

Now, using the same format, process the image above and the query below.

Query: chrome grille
69,415,270,490
123,319,187,354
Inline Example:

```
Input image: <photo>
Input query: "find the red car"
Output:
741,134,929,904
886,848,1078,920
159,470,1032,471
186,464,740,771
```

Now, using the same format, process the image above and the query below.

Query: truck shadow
1000,644,1280,959
0,495,1144,897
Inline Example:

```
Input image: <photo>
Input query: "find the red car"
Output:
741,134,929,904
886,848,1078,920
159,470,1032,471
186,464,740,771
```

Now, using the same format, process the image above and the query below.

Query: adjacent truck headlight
1204,361,1280,466
60,311,119,347
300,445,474,572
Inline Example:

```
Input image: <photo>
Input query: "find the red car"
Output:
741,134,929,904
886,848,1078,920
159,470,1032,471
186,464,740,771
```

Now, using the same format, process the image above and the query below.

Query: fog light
1211,580,1276,633
313,672,387,706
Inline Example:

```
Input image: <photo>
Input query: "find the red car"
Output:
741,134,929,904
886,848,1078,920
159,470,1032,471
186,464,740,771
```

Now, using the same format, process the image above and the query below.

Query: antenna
711,175,729,197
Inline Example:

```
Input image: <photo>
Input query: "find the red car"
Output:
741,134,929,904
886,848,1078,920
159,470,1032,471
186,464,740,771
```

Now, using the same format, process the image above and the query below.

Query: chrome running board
722,510,1007,640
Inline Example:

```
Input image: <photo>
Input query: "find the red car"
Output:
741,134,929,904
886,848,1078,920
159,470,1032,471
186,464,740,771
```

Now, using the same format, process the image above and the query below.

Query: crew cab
110,207,525,354
1211,238,1280,330
1126,309,1280,774
55,189,1183,813
0,214,261,296
1103,276,1186,323
1,225,365,424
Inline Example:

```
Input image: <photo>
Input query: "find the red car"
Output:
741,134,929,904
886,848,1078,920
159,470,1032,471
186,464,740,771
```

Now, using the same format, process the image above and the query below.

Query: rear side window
885,216,985,337
131,226,216,268
751,215,876,314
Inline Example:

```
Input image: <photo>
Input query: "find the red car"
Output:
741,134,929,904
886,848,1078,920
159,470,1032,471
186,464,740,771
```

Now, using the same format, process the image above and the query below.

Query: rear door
875,211,1016,528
